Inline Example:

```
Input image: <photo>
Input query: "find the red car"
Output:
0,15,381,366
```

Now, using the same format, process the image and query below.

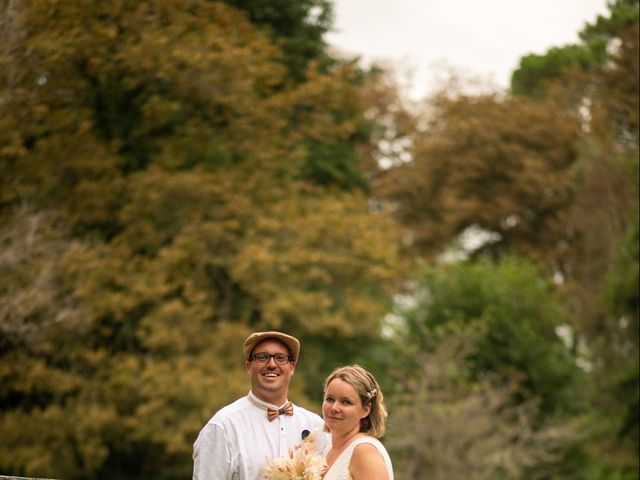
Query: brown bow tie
267,401,293,422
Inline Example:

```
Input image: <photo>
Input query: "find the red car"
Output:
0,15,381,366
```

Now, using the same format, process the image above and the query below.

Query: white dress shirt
193,391,327,480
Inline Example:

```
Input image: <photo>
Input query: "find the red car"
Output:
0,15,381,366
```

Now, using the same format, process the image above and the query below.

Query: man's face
246,339,296,403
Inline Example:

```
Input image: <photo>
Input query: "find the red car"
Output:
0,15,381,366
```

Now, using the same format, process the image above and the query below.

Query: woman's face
322,378,371,435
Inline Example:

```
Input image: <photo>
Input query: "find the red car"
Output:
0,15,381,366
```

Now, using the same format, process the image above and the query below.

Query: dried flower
263,431,327,480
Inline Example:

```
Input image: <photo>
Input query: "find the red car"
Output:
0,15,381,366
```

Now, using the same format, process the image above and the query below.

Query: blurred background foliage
0,0,637,478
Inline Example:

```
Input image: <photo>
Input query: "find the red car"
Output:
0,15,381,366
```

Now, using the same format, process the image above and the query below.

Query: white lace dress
322,436,394,480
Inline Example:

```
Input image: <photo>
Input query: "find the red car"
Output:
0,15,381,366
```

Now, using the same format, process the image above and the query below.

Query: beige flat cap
244,331,301,363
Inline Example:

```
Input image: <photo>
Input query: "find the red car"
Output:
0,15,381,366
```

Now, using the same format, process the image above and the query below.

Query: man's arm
193,422,234,480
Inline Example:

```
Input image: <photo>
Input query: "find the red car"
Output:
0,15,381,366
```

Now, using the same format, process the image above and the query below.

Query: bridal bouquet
263,431,326,480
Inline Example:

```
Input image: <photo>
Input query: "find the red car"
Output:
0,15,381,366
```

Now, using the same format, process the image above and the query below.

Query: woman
321,365,393,480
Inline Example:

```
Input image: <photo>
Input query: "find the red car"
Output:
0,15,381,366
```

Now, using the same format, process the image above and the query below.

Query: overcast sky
325,0,609,100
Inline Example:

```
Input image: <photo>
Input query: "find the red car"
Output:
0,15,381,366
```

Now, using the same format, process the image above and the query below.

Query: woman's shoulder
350,435,385,451
349,436,389,462
350,436,393,479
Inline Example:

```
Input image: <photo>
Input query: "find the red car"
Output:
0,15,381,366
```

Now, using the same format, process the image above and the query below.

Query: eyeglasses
251,352,291,364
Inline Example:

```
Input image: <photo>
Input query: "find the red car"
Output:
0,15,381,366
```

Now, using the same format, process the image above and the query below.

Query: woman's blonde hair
323,364,388,438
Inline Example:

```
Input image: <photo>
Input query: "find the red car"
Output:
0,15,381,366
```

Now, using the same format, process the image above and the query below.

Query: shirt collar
248,390,291,411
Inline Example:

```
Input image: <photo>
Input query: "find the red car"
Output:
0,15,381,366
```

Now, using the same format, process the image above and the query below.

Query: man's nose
266,356,278,366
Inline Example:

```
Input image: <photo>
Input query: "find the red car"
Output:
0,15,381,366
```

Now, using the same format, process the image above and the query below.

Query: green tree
393,256,586,417
221,0,334,82
529,4,639,474
385,256,595,478
511,0,639,98
603,219,640,450
576,217,640,479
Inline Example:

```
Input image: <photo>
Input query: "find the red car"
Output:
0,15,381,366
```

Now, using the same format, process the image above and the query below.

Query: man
193,331,327,479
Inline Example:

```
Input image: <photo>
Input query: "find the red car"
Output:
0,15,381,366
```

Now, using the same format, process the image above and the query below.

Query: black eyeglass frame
250,352,292,364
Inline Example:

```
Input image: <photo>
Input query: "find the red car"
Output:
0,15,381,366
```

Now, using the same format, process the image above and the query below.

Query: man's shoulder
208,396,253,424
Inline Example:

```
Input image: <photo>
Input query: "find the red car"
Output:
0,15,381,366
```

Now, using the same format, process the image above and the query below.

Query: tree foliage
376,91,581,269
392,256,586,418
511,0,639,98
221,0,334,82
376,3,638,476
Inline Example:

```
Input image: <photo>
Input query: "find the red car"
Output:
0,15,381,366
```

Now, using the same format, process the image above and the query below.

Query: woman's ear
361,402,372,418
